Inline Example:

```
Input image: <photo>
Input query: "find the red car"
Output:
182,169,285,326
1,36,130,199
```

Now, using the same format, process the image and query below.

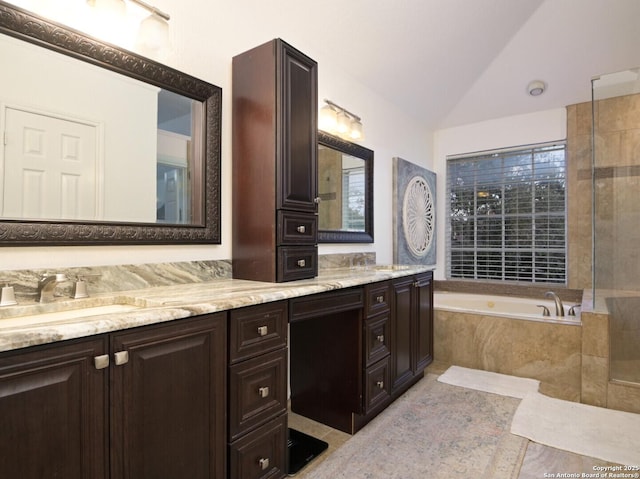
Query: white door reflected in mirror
3,107,98,220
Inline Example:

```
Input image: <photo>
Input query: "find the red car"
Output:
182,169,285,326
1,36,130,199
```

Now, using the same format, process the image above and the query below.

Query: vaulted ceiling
270,0,640,130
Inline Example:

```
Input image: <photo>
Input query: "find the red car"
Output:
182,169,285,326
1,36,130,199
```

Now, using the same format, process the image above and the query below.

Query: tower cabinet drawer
229,349,287,441
277,211,317,245
230,302,288,364
277,246,318,282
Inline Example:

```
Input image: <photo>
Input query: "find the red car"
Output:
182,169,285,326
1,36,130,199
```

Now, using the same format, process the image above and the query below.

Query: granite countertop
0,265,433,353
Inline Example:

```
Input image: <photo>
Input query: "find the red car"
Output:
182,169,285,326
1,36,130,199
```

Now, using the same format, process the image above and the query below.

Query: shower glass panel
592,67,640,384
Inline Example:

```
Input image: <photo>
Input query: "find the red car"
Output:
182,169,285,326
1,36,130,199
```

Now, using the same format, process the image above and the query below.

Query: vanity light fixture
133,0,170,56
319,99,365,141
129,0,170,21
87,0,171,55
527,80,546,96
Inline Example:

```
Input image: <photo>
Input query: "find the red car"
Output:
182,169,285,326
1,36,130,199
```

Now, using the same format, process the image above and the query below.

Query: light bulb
136,13,170,54
336,111,350,134
319,104,338,133
349,119,363,140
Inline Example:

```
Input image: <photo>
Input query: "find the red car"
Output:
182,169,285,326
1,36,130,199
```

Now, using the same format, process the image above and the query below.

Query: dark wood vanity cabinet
110,314,227,479
0,272,432,479
0,313,227,479
228,301,288,479
0,337,108,479
289,276,433,435
390,272,434,397
232,38,319,283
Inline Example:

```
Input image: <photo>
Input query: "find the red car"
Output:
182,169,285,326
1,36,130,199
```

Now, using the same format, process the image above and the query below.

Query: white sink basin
0,303,143,328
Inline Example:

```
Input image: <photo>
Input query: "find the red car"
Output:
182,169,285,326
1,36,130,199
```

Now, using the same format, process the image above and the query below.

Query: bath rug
437,366,540,399
300,374,521,479
511,392,640,466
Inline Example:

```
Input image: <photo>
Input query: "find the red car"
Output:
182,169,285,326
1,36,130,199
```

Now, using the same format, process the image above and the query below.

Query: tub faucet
37,273,68,303
545,291,564,317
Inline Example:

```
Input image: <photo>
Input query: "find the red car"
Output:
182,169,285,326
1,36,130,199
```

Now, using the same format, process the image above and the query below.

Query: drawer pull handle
258,457,270,470
377,334,385,343
258,386,270,398
376,381,384,389
257,326,268,337
114,351,129,366
376,295,385,303
297,259,306,267
94,354,110,370
296,225,306,233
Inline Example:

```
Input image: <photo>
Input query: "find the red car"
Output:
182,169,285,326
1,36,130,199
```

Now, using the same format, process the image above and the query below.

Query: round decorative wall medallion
402,175,434,258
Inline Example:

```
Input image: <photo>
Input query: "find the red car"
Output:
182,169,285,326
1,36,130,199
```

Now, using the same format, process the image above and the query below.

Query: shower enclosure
591,67,640,385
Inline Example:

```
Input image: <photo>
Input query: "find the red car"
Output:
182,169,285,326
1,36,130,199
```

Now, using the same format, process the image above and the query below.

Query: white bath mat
437,366,540,399
511,393,640,466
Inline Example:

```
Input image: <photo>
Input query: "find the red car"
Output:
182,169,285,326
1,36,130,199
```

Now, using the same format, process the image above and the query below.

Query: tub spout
545,291,564,317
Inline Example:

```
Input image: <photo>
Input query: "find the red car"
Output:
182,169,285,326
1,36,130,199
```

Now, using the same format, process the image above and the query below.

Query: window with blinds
342,167,365,231
446,142,566,283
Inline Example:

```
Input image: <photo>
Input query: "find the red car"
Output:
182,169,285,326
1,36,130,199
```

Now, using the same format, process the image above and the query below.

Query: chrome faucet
37,274,68,303
545,291,565,317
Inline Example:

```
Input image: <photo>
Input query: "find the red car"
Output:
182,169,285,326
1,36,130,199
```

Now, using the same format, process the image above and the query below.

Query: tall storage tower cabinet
232,39,319,282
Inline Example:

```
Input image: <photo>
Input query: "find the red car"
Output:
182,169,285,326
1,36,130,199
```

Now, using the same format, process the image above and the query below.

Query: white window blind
446,143,567,283
342,167,365,231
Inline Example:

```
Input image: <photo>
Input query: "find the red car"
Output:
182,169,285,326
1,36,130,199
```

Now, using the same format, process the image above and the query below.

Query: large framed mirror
0,1,221,245
318,131,373,243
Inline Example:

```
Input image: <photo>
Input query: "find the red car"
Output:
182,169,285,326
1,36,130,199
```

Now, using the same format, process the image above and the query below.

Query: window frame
445,142,567,284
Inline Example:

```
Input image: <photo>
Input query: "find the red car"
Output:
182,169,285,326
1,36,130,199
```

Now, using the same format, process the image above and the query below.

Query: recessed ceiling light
527,80,546,96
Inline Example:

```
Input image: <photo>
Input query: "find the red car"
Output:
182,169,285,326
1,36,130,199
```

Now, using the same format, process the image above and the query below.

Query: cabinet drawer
289,287,363,322
277,211,317,245
365,356,391,412
229,349,287,441
277,246,317,282
230,302,288,363
229,414,287,479
365,281,391,317
364,312,390,366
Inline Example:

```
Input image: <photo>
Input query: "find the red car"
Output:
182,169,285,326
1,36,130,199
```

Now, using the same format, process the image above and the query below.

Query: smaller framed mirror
318,131,373,243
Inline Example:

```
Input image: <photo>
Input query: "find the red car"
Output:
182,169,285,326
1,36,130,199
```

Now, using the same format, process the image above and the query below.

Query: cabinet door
110,313,226,479
0,338,108,479
390,277,414,394
277,41,317,212
414,273,433,373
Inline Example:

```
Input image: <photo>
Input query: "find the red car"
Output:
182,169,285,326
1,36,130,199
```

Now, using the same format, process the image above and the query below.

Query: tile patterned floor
289,364,626,478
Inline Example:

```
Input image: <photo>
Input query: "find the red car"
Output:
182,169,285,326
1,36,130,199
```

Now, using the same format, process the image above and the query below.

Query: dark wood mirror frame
0,1,221,245
318,131,374,243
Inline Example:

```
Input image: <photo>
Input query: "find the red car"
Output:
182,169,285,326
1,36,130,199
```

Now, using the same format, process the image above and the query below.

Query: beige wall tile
581,311,609,358
434,310,581,400
607,381,640,414
581,354,608,407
